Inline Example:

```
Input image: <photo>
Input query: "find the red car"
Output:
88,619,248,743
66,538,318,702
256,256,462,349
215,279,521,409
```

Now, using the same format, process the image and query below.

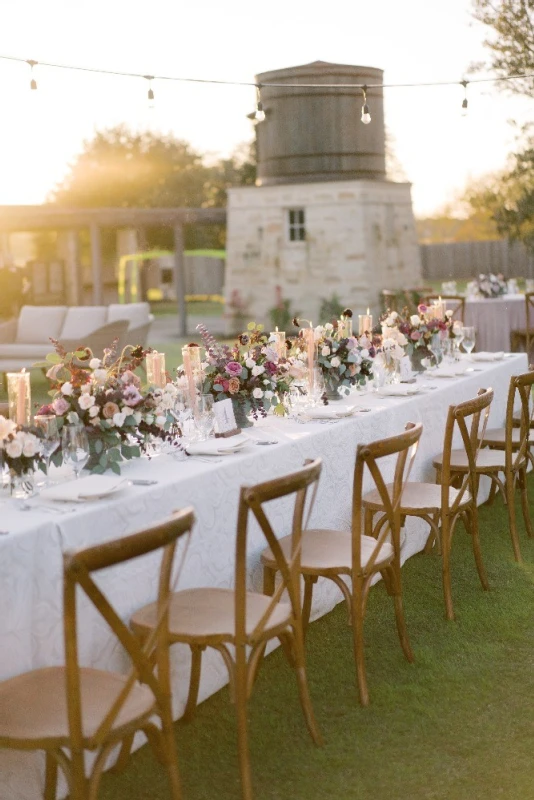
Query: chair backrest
352,422,423,574
236,459,322,643
63,507,195,752
504,368,534,471
524,292,534,333
440,388,494,515
425,295,466,323
381,289,398,313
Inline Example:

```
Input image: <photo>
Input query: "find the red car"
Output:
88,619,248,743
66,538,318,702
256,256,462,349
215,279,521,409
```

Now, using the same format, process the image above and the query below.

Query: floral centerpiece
37,339,176,474
475,273,507,298
292,312,374,399
380,306,451,371
0,416,45,495
194,322,293,425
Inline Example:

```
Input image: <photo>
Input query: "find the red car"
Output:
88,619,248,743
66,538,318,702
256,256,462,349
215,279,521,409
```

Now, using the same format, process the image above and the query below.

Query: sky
0,0,531,217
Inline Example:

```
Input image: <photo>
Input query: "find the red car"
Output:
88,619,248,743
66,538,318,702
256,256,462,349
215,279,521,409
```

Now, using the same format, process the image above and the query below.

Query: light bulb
255,102,266,122
461,97,468,117
361,103,371,124
148,87,155,109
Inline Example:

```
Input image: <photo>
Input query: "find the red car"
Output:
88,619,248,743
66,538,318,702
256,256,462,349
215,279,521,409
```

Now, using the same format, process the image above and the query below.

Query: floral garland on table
293,312,375,396
37,339,176,474
380,306,452,365
194,323,293,419
475,273,508,298
0,416,45,477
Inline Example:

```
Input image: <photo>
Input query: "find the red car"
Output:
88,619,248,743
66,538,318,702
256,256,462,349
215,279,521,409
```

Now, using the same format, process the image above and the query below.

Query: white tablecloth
465,295,525,352
0,354,527,799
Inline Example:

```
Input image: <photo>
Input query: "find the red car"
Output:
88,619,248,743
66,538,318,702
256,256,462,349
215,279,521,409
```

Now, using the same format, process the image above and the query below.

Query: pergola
0,205,227,335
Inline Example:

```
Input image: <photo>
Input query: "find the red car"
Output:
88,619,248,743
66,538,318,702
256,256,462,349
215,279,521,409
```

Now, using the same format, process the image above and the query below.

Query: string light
144,74,155,108
461,79,469,116
26,59,37,90
361,84,371,124
254,84,265,122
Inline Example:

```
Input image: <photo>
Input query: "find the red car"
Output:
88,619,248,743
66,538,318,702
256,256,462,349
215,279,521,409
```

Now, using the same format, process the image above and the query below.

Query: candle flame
275,326,279,332
366,308,370,315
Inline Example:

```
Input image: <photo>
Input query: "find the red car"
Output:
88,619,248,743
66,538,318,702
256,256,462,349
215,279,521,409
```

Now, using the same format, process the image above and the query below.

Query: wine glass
461,326,476,355
195,394,215,440
308,368,325,406
34,414,60,486
429,333,443,369
61,424,90,479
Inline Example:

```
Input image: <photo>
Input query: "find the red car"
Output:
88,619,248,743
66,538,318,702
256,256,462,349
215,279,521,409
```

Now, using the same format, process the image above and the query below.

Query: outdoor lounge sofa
0,302,154,372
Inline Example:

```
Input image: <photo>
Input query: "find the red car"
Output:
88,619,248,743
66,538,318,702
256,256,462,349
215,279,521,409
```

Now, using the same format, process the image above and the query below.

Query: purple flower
122,385,143,407
52,397,70,416
226,361,243,377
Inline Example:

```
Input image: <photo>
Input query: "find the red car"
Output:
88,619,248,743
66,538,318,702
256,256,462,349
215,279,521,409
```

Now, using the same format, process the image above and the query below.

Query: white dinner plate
186,434,249,456
303,406,357,420
376,386,420,397
40,475,131,503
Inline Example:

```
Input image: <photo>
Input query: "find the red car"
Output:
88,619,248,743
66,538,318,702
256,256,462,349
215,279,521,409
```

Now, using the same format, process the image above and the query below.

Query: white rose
263,379,271,385
61,382,73,396
446,309,453,318
22,435,39,458
145,413,154,425
264,390,274,400
331,356,341,368
385,317,394,327
410,314,421,327
253,388,263,399
324,323,334,331
89,358,101,369
321,346,331,356
155,414,167,427
78,393,95,410
89,405,100,418
67,411,79,424
6,438,22,458
360,348,369,359
134,411,142,424
397,332,408,347
0,416,16,441
251,365,265,376
245,358,255,369
164,383,177,396
113,412,127,428
390,311,399,319
93,369,108,384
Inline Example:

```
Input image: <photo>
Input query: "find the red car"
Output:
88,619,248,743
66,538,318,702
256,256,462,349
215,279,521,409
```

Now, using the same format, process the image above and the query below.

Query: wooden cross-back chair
477,369,534,562
365,388,493,621
262,422,423,708
131,458,323,800
425,294,466,324
510,291,534,355
0,507,195,800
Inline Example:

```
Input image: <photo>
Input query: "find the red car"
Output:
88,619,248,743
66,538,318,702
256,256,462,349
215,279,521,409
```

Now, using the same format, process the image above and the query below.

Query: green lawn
151,301,224,318
97,488,534,800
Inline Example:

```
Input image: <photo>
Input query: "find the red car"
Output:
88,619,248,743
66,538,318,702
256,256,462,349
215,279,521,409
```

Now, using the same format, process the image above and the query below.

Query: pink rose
417,304,428,314
121,370,141,388
122,385,143,407
411,331,422,341
226,361,243,377
221,379,230,392
52,397,69,416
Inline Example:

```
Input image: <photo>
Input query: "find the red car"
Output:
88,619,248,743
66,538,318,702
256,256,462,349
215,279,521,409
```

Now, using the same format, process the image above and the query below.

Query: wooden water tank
255,61,385,186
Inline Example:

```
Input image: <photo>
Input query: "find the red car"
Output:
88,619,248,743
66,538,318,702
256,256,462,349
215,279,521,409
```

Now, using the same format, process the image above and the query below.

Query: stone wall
225,179,422,325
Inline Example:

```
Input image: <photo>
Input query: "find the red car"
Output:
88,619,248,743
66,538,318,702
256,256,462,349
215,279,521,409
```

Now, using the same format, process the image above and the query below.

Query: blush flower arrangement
195,322,293,421
475,272,507,298
36,339,176,474
0,416,45,477
380,306,452,367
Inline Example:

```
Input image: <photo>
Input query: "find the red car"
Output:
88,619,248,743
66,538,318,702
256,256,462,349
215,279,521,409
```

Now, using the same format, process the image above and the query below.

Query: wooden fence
420,239,534,280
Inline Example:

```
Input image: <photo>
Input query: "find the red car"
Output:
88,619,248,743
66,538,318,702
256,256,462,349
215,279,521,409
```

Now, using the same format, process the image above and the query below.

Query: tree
472,0,534,97
50,126,256,249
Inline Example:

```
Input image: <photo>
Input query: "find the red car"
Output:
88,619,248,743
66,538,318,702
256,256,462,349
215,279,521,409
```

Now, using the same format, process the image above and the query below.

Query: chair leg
364,508,374,537
160,706,183,800
351,585,369,706
44,752,58,800
183,645,203,722
519,467,533,538
281,628,323,746
109,733,135,773
384,565,414,663
505,471,523,562
486,479,498,507
441,517,455,621
69,750,88,800
302,575,316,636
234,646,253,800
466,504,489,591
263,565,276,596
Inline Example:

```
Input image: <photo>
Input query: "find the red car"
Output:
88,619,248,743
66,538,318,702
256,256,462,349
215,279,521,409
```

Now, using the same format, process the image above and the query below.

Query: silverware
131,479,158,486
255,440,278,445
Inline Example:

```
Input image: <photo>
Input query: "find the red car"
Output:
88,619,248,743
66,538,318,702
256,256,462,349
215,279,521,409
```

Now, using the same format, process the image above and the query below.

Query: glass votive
146,351,166,388
7,370,31,426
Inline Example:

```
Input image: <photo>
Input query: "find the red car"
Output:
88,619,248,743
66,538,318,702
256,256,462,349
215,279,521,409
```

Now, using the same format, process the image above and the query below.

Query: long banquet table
0,353,528,799
464,294,526,352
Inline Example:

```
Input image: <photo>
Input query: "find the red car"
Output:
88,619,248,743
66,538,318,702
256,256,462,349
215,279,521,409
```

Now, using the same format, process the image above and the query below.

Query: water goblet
195,394,215,441
61,424,90,479
309,368,325,406
461,326,476,355
34,414,60,486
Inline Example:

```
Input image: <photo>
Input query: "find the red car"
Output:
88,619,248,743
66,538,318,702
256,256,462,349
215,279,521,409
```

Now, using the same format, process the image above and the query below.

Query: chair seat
482,427,533,448
0,666,154,748
433,448,522,472
362,482,471,514
261,529,393,575
131,588,292,645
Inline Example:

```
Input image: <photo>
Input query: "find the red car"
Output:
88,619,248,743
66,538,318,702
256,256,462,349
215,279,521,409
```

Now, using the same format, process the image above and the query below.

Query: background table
0,353,527,799
464,295,526,352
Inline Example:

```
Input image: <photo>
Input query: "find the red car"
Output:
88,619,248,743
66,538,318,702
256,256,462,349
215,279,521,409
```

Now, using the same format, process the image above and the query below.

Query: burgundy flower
411,331,422,341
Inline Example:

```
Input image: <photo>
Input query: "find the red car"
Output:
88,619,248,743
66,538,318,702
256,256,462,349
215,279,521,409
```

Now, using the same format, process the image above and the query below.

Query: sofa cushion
16,306,67,345
107,303,150,330
60,307,108,341
0,343,52,360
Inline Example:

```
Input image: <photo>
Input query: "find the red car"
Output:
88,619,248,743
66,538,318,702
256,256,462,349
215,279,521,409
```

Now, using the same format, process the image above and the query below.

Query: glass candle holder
7,370,31,426
146,351,167,388
358,312,373,336
182,345,202,415
338,318,353,339
270,328,286,360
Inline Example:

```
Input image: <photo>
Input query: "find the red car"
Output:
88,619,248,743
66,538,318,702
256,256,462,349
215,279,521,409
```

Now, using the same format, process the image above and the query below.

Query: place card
214,398,241,438
399,356,413,382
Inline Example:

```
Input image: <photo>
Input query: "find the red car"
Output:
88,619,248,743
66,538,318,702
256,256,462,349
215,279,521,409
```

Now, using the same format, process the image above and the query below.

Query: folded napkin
303,406,356,420
470,351,504,362
40,475,129,502
376,384,419,397
433,363,469,378
186,435,248,456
